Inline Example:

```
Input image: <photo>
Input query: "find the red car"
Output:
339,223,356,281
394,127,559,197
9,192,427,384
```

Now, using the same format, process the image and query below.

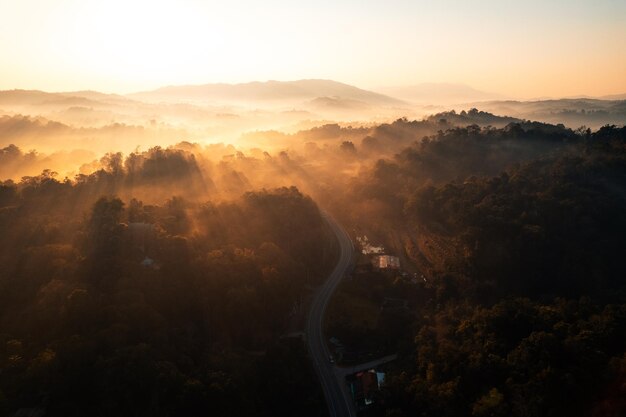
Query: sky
0,0,625,98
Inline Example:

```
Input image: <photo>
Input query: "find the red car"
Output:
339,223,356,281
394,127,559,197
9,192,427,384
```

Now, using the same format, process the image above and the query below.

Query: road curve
306,212,356,417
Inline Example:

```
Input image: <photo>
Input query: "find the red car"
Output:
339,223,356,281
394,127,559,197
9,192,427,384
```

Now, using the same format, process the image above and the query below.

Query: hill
128,79,405,106
0,89,134,108
378,82,503,104
473,98,626,128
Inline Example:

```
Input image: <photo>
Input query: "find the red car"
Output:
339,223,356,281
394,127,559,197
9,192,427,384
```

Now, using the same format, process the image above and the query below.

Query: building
348,369,386,407
356,235,385,254
375,255,400,269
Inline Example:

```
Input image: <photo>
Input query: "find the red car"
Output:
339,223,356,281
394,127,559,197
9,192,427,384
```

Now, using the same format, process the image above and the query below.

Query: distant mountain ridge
128,79,405,106
378,82,504,104
468,98,626,129
600,93,626,101
0,89,132,107
0,83,623,130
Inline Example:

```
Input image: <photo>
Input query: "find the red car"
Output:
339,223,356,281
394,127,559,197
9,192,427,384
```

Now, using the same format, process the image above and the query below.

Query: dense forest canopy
336,124,626,417
0,112,625,416
0,164,334,415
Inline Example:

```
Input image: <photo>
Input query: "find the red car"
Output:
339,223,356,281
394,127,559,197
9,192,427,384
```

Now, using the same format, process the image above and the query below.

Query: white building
376,255,400,269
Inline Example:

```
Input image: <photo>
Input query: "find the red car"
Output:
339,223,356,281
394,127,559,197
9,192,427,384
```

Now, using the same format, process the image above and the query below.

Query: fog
2,81,624,201
2,79,626,417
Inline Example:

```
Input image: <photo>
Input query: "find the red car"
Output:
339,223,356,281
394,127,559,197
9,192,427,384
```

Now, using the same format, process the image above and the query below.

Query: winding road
306,212,356,417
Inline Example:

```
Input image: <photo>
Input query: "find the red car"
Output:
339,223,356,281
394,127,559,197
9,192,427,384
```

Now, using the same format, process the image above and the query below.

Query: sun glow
0,0,625,97
34,0,257,91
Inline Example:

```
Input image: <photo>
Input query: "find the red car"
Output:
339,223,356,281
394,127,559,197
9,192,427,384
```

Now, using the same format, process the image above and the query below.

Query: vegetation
340,124,626,417
0,169,333,416
381,297,626,417
1,113,625,417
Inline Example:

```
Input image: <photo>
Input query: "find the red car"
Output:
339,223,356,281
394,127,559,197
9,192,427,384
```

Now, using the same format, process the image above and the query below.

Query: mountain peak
128,79,404,106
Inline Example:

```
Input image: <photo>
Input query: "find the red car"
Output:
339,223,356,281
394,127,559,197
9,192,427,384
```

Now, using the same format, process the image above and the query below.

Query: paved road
306,212,356,417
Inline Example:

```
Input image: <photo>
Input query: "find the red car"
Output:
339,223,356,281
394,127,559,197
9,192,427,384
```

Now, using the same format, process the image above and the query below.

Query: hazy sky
1,0,625,98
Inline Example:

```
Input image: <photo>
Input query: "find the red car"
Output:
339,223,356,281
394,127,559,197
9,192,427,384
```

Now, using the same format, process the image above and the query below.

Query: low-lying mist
2,87,625,417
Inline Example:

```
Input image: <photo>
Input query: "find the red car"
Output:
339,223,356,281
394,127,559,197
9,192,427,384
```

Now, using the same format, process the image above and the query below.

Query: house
359,370,378,405
349,369,386,407
375,255,400,269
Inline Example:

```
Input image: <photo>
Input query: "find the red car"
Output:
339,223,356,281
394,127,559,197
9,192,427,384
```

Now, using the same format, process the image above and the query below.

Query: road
306,212,356,417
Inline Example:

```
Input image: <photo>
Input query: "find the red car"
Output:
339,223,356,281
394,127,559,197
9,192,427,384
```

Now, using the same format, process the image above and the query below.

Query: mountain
0,90,67,106
470,98,626,129
308,96,372,111
378,83,503,104
128,79,405,106
600,93,626,100
0,89,132,108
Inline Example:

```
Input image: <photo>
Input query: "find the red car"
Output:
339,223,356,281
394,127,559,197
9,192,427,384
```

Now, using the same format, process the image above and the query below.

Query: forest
0,114,625,417
0,155,335,416
2,0,625,414
336,124,626,417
